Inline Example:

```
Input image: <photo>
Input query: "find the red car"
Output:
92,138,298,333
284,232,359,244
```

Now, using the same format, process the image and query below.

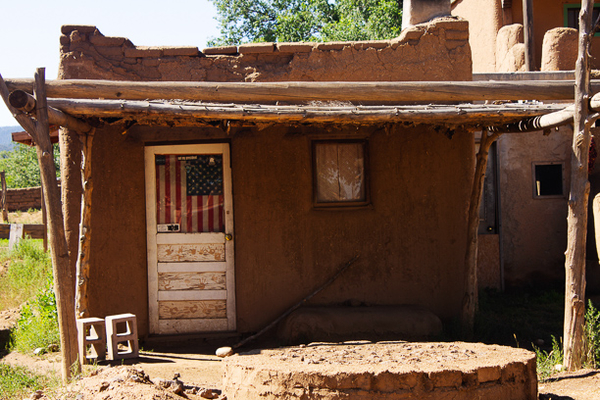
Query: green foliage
10,276,59,354
534,336,563,381
209,0,402,45
583,300,600,368
0,143,60,188
0,363,56,400
0,240,52,311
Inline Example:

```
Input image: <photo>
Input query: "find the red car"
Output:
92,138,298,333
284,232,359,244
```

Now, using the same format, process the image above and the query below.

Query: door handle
225,233,233,241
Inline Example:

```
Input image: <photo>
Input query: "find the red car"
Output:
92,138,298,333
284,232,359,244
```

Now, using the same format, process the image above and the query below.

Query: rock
33,348,46,355
216,347,234,357
29,390,43,399
199,388,220,399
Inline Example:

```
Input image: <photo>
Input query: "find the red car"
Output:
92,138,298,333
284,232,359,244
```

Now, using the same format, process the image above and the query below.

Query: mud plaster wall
497,126,572,287
85,126,149,333
88,124,474,337
58,19,471,83
451,0,502,72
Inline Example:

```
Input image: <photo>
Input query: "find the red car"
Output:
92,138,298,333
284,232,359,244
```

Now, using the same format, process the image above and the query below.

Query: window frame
532,162,566,199
312,139,370,209
564,3,600,35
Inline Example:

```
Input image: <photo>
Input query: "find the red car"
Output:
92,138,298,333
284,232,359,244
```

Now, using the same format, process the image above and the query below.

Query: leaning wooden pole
563,0,593,371
461,129,501,335
0,69,79,382
32,68,80,381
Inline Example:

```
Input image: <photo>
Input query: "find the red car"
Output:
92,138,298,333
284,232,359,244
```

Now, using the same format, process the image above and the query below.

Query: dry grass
3,210,43,225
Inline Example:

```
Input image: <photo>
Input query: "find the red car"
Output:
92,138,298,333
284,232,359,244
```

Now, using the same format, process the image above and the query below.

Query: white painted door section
145,144,235,334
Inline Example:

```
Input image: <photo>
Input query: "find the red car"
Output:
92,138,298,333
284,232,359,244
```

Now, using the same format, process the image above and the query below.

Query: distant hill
0,126,20,151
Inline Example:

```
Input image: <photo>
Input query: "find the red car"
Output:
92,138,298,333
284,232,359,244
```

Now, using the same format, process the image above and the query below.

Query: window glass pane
315,142,365,203
155,154,225,233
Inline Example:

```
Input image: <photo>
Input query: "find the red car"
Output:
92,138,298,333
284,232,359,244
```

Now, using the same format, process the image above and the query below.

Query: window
313,141,368,207
564,4,600,30
533,163,564,198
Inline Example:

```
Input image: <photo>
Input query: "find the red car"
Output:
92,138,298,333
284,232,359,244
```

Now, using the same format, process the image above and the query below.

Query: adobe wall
3,186,42,211
59,18,471,83
451,0,502,72
510,0,600,70
497,126,572,287
455,0,600,72
85,123,474,337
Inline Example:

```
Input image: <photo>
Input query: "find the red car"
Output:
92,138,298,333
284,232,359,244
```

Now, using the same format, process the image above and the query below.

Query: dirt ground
1,336,599,400
2,309,600,399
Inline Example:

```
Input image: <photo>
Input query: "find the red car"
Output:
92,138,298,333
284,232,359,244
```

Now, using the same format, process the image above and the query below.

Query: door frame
144,143,236,334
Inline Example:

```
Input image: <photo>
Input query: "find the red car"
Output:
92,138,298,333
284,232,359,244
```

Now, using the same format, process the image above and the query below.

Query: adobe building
5,1,576,343
452,0,600,291
53,17,484,339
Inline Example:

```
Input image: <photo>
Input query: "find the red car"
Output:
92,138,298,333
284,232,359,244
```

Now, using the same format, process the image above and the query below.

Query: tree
208,0,402,45
0,143,60,188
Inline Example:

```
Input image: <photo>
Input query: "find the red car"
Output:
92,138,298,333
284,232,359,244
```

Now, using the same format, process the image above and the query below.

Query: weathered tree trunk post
563,0,594,371
0,69,79,382
0,171,8,223
461,129,501,335
59,128,83,300
75,132,93,318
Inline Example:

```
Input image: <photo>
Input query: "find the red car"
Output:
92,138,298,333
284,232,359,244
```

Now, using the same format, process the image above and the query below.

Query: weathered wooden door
145,144,235,334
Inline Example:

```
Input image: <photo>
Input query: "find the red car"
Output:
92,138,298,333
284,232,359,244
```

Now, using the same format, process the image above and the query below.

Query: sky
0,0,221,127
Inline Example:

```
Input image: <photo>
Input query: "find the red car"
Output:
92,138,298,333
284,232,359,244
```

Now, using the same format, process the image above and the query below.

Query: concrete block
77,317,106,365
105,313,139,360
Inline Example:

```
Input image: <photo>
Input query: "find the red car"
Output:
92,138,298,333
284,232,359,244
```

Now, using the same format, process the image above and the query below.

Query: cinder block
77,317,106,365
105,313,139,360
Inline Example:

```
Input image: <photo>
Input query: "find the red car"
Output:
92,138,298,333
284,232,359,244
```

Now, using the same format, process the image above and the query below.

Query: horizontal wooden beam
8,89,93,133
5,78,600,103
46,98,566,126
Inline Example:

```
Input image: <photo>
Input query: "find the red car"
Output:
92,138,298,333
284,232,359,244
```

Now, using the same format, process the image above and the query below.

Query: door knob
225,233,233,241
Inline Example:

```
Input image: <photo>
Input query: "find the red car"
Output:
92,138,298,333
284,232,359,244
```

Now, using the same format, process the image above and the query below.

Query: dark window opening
534,164,564,197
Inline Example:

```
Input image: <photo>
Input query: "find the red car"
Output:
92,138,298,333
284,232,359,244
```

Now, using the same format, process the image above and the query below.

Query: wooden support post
59,127,83,299
461,129,501,336
41,184,47,252
75,132,93,318
0,69,79,382
564,0,593,371
0,171,8,223
522,0,536,71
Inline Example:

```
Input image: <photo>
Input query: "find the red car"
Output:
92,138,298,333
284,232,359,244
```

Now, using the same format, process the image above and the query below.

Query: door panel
145,144,235,335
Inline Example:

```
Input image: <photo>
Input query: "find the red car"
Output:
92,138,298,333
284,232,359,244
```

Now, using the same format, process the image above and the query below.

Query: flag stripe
156,154,225,233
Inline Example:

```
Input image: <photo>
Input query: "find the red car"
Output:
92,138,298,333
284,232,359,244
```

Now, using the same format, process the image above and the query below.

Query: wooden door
145,144,235,334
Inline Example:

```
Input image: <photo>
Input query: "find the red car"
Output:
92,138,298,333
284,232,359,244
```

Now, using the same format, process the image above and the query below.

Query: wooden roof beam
4,78,600,103
8,89,93,134
45,97,566,126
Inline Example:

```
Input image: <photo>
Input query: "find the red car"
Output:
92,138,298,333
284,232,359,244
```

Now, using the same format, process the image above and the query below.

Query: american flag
155,154,224,233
